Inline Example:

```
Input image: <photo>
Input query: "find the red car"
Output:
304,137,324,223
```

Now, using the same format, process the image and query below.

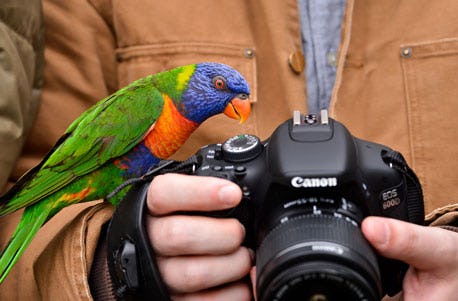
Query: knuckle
394,223,420,254
159,218,192,253
180,261,210,292
405,230,419,254
158,258,209,293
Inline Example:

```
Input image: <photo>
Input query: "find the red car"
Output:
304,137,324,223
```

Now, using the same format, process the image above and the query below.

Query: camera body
189,111,424,300
107,110,424,301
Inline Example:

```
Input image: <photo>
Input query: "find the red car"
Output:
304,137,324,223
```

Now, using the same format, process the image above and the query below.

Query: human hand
146,173,253,301
362,216,458,301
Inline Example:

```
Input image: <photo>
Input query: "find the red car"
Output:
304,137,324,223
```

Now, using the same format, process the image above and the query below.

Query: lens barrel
256,213,382,301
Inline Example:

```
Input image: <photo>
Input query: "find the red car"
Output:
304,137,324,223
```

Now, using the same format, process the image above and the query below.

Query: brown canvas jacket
1,0,458,299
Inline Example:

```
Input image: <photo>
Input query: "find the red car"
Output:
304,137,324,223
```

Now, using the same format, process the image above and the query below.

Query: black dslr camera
107,111,424,301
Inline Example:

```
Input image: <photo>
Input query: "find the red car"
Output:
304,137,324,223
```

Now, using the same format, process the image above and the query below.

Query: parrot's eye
212,76,227,90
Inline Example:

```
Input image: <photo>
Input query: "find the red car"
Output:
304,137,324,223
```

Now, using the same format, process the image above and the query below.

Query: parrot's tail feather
0,205,50,284
0,133,71,209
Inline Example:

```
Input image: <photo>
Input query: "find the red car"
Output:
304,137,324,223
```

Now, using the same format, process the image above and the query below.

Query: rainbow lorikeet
0,62,251,283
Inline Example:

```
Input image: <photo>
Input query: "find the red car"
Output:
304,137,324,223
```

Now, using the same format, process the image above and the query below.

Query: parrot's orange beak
224,94,251,124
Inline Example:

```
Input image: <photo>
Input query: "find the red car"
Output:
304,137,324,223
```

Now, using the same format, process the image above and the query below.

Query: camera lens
256,199,382,301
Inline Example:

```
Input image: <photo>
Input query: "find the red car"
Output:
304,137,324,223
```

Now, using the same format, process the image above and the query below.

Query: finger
158,247,253,294
147,173,242,215
250,266,257,300
171,281,252,301
148,215,245,256
362,216,458,270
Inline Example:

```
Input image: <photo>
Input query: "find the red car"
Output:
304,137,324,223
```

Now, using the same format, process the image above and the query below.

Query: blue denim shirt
298,0,346,114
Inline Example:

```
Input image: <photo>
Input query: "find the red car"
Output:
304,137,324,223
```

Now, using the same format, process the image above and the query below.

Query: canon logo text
291,177,338,188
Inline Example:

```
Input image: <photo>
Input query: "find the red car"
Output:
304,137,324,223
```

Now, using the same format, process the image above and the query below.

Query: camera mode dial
221,134,262,162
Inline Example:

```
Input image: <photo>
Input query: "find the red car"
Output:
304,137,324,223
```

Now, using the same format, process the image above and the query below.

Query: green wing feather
0,76,165,215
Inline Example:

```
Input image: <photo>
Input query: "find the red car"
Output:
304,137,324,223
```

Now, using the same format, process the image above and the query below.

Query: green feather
0,66,196,216
0,202,51,284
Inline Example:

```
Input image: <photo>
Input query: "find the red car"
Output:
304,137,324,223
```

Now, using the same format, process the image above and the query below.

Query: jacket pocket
400,38,458,213
114,42,258,158
115,42,257,102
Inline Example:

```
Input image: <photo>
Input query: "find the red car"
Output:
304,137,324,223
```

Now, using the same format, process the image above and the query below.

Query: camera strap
106,156,200,300
382,150,425,225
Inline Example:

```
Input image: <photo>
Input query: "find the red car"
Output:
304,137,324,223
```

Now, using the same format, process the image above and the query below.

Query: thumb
361,216,457,271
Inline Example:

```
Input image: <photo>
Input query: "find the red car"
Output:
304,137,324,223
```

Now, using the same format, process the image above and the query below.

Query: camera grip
106,181,170,301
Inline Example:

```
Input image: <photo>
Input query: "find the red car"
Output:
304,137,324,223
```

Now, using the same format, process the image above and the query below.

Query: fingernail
218,185,239,207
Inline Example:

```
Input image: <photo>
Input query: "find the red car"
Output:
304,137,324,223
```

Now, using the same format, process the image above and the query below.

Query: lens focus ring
256,214,382,301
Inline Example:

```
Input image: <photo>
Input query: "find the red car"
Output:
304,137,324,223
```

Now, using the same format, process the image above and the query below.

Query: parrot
0,62,251,284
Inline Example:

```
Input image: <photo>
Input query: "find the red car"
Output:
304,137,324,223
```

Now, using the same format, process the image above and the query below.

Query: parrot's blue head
180,62,251,124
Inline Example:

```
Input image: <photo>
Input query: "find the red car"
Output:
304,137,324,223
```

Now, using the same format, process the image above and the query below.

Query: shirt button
288,51,305,74
326,51,338,67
